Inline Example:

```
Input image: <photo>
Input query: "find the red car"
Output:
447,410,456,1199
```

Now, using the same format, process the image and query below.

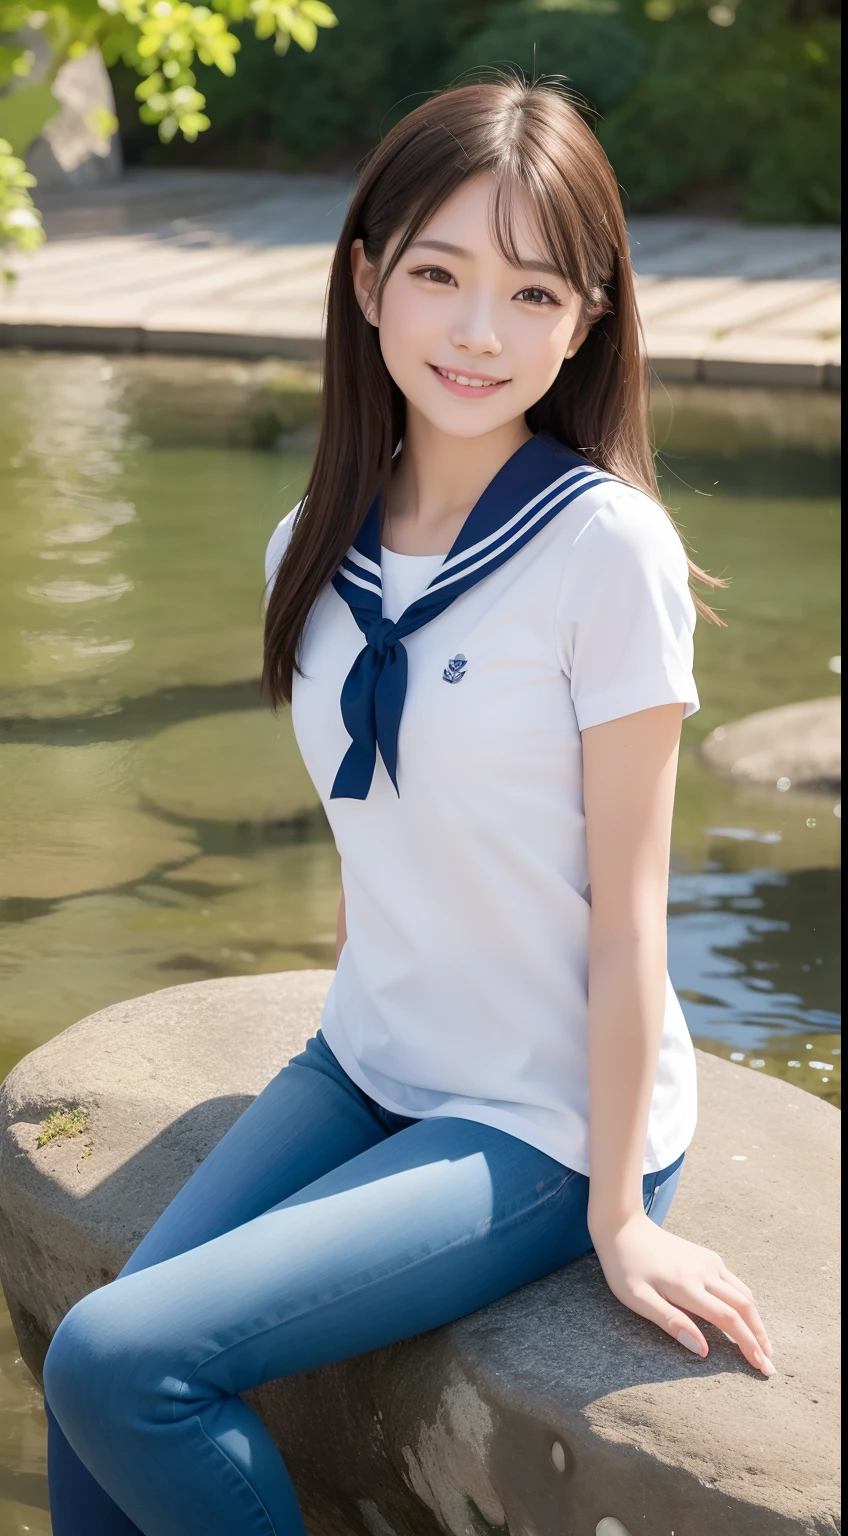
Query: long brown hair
263,77,721,705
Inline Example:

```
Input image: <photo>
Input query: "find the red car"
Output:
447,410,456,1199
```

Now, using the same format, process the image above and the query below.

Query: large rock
15,36,122,190
0,742,196,901
137,708,320,825
0,974,839,1536
701,697,841,793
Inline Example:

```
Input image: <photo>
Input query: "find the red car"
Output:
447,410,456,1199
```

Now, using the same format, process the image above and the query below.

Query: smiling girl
44,79,771,1536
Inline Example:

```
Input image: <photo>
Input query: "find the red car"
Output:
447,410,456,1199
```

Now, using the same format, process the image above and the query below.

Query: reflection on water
672,864,839,1033
669,865,840,1104
0,1298,49,1536
0,355,841,1535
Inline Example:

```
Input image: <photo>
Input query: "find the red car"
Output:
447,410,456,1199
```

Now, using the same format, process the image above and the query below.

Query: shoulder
264,503,302,601
549,479,694,617
567,478,689,581
554,476,700,720
554,476,697,648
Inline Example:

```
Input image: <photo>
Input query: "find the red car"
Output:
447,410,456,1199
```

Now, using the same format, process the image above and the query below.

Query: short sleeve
555,487,699,730
263,504,301,609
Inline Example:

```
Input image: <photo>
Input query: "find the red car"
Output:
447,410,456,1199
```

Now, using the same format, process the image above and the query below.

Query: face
351,173,595,441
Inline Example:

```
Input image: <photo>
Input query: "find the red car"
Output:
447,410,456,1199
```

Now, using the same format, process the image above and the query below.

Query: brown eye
411,266,455,286
516,286,558,306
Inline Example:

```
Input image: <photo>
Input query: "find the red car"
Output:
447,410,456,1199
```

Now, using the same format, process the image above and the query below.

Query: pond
0,353,841,1534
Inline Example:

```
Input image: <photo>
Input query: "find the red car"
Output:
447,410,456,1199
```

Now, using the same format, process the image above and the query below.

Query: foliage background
0,0,337,253
1,0,841,244
112,0,841,223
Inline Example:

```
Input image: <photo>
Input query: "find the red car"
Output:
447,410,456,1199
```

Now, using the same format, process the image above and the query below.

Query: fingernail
677,1330,705,1356
757,1355,777,1378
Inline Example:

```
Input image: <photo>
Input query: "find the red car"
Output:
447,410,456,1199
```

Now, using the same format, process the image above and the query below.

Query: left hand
592,1211,775,1376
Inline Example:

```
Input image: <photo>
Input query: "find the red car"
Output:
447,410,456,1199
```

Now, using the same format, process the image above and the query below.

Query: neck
383,406,532,555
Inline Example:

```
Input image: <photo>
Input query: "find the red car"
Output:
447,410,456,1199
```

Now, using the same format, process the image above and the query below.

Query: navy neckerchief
330,432,613,800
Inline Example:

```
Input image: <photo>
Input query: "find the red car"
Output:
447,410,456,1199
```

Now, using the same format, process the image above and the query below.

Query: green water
0,355,841,1534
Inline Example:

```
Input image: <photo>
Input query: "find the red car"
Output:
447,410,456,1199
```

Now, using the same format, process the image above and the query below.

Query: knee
44,1273,194,1450
43,1285,130,1436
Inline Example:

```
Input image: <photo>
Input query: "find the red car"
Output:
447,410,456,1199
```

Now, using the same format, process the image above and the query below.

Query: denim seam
175,1166,580,1407
194,1412,279,1536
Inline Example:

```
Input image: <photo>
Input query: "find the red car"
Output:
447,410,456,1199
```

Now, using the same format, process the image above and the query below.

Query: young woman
43,79,772,1536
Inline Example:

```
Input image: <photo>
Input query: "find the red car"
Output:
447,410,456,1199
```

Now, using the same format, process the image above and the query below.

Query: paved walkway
0,170,841,388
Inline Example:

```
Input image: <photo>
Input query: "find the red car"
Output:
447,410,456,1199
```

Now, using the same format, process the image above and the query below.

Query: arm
335,890,347,966
582,704,774,1375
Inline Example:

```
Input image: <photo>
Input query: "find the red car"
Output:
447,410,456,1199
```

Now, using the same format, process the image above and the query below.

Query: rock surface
0,973,840,1536
28,46,121,189
2,33,121,190
702,696,841,792
0,742,196,901
137,708,320,824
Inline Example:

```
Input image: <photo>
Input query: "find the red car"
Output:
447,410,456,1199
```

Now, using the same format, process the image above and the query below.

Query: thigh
82,1116,591,1412
120,1032,386,1277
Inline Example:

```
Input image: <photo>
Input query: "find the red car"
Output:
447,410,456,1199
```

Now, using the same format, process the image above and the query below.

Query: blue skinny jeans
43,1030,683,1536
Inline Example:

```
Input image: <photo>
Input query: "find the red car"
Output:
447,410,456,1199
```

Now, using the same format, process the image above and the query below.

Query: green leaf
0,3,37,28
0,45,31,91
60,0,107,20
1,131,45,255
298,0,337,26
211,0,249,18
178,109,210,134
84,106,119,138
201,38,237,70
135,69,165,99
0,83,60,156
286,10,317,49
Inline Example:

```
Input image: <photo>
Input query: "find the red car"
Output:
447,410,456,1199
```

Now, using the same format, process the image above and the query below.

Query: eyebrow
407,238,566,280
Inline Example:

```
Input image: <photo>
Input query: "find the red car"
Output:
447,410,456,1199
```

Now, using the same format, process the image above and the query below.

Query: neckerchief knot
330,434,612,801
365,616,401,657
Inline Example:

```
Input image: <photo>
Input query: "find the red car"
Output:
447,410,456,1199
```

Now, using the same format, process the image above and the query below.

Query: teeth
438,368,501,387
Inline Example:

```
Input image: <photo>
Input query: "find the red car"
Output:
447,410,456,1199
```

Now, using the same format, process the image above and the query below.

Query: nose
447,287,502,359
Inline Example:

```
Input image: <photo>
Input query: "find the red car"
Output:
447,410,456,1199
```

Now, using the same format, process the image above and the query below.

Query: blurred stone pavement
0,169,841,388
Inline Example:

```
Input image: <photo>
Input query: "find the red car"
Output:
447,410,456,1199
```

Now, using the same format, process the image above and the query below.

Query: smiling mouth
430,365,509,390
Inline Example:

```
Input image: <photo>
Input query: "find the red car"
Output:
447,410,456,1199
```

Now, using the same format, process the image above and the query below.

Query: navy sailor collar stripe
330,432,614,801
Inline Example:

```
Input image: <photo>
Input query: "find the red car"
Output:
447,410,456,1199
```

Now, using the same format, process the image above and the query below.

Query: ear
350,239,380,328
564,304,605,360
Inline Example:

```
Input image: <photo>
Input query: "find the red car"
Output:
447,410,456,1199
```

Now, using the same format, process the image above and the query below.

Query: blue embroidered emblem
442,654,468,684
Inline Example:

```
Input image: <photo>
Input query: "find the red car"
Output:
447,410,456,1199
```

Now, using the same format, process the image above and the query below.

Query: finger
714,1263,771,1353
692,1292,776,1376
720,1265,754,1301
630,1286,709,1360
707,1277,772,1357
